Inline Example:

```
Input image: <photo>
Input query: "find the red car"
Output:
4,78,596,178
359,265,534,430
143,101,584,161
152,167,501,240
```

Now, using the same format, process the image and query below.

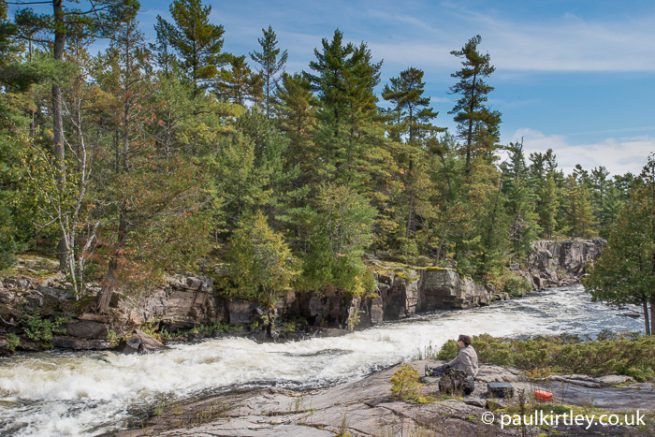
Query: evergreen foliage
250,25,288,117
225,211,299,306
585,155,655,335
0,1,643,307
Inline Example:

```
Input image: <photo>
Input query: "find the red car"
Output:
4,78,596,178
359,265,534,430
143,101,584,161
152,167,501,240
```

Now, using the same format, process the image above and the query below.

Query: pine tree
215,55,263,105
529,149,560,238
156,0,227,92
561,175,598,238
501,142,540,259
273,73,319,253
0,0,22,268
305,29,353,146
382,67,443,257
250,25,287,117
300,184,376,296
540,173,559,238
584,156,655,335
427,132,467,261
95,4,214,311
383,67,440,144
306,30,384,186
98,2,150,311
590,166,624,238
276,72,317,181
151,16,176,75
449,35,501,176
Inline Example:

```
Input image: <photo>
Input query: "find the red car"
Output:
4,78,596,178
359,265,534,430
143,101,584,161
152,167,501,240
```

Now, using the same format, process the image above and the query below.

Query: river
0,285,645,436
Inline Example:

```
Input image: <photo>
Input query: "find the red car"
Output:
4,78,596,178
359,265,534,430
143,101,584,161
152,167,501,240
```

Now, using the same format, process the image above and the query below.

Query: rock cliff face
0,239,606,353
418,268,492,311
0,276,74,326
526,238,605,289
115,274,225,330
373,267,494,317
376,271,420,319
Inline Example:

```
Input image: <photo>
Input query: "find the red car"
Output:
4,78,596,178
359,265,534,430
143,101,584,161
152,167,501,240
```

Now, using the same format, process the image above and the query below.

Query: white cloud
429,96,453,104
484,15,655,72
508,128,654,174
365,5,655,72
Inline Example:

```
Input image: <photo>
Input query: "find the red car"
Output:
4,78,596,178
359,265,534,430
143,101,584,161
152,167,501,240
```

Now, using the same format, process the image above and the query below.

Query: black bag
487,382,514,398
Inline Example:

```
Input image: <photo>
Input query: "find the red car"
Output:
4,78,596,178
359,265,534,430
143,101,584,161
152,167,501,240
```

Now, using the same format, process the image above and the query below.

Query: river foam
0,285,644,436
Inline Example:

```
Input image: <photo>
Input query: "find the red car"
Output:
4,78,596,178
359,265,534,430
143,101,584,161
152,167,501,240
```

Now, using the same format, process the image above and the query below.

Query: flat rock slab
113,361,655,437
115,361,516,437
548,381,655,411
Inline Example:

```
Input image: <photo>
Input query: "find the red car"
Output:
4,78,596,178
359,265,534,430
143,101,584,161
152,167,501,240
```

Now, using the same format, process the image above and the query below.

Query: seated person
425,334,478,395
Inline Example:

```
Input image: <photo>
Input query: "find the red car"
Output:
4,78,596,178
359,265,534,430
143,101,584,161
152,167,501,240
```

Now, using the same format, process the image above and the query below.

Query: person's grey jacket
446,345,479,377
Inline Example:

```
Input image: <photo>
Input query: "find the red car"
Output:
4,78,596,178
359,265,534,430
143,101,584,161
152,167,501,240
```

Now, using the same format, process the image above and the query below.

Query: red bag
534,389,554,402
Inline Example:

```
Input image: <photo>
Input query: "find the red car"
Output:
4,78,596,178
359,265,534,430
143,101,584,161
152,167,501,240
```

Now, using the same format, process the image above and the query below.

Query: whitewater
0,285,644,436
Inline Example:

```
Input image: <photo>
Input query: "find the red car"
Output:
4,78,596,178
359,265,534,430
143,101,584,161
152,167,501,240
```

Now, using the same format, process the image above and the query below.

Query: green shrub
225,211,299,306
390,364,430,403
5,333,20,352
139,324,162,342
436,339,459,361
283,321,297,333
23,315,68,346
106,329,120,347
347,309,361,331
197,321,230,336
502,272,533,297
281,316,308,333
436,334,655,381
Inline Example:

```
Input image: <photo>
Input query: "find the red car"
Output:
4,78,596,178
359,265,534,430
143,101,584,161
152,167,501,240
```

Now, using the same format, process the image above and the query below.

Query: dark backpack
438,368,475,395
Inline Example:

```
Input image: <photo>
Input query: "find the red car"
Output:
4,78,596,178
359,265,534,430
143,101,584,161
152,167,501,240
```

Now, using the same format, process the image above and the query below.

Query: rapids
0,285,644,436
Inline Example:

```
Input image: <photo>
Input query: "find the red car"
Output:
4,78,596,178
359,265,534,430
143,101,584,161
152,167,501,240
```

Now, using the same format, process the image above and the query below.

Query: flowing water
0,285,645,436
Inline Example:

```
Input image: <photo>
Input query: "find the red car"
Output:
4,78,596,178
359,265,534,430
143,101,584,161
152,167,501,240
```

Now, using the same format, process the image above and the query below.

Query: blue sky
11,0,655,174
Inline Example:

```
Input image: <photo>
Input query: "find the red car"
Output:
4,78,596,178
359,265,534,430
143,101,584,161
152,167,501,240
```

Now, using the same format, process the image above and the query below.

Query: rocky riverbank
110,359,655,437
0,239,605,354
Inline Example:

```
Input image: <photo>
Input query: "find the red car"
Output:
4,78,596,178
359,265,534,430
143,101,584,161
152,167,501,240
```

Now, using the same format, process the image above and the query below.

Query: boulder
475,365,523,383
0,277,70,327
167,274,213,292
464,397,486,408
368,295,384,325
52,336,112,350
2,277,34,290
548,374,602,388
597,375,635,386
548,374,636,388
0,289,15,304
121,329,166,354
65,320,109,339
37,285,75,302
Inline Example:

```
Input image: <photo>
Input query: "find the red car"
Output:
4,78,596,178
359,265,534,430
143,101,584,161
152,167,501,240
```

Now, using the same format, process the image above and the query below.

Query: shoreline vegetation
0,0,652,341
0,239,601,355
436,333,655,382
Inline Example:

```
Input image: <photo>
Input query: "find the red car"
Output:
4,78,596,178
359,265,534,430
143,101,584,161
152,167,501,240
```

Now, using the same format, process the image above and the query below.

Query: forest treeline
0,0,652,313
